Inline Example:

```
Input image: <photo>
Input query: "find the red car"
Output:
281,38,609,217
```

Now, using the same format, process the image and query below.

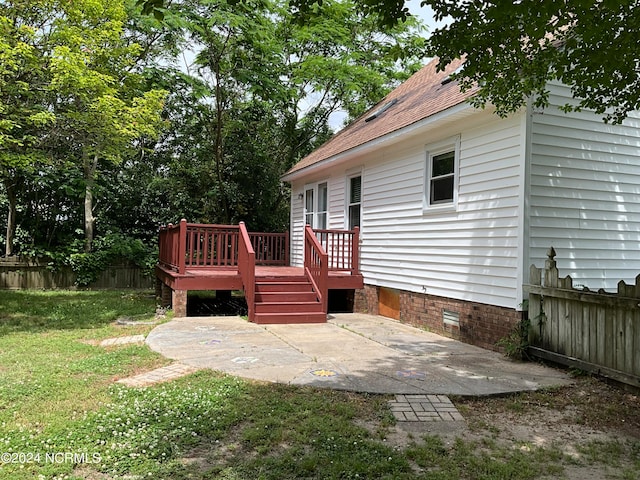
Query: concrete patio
145,313,572,396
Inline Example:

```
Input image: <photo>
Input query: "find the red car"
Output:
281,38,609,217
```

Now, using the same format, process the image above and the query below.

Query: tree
1,0,425,259
276,0,640,124
0,0,166,255
0,2,55,255
47,0,166,251
425,0,640,124
148,0,426,229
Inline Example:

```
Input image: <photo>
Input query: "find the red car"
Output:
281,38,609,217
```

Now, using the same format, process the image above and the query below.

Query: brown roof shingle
284,57,476,177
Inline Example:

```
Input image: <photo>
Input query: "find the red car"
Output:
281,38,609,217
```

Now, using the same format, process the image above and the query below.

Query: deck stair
253,275,326,324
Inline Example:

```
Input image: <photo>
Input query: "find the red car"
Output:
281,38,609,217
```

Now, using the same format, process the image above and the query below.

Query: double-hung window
425,136,460,210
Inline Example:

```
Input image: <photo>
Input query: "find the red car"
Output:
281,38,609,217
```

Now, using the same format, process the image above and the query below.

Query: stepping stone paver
99,335,146,347
117,363,199,387
388,394,464,422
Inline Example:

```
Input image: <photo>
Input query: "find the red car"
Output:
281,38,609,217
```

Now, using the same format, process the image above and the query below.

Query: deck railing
185,222,240,268
238,222,256,321
158,219,288,273
304,225,328,312
313,227,360,274
251,231,289,266
158,220,187,274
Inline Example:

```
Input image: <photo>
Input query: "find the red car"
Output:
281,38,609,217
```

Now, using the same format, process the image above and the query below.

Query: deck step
253,312,327,324
255,301,324,314
251,274,326,324
255,291,318,303
255,275,307,283
255,282,314,292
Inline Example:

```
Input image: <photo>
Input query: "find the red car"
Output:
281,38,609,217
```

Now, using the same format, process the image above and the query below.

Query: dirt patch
455,375,640,439
384,376,639,479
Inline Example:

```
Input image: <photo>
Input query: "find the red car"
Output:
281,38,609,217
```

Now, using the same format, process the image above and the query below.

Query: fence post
528,263,543,345
544,246,558,287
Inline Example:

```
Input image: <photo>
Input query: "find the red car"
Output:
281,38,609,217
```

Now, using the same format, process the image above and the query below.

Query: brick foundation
354,285,379,315
160,282,172,308
155,277,163,300
171,289,187,318
355,285,522,352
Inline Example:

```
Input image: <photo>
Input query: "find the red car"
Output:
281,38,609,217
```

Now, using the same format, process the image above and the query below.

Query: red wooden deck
156,265,363,292
156,221,363,323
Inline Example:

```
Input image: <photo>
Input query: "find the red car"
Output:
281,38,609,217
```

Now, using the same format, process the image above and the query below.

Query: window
425,137,460,209
430,151,455,204
304,187,314,226
304,181,328,229
348,175,361,229
317,182,327,229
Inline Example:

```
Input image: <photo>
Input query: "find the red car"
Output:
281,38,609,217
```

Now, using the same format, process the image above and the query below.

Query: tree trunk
214,59,230,224
83,153,99,253
3,178,17,256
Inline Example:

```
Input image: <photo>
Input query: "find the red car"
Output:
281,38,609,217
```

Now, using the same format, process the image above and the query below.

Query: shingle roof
284,57,476,177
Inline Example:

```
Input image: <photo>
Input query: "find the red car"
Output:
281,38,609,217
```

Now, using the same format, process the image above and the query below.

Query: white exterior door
304,181,328,229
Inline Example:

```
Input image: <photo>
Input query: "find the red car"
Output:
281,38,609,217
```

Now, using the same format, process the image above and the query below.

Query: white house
281,58,640,350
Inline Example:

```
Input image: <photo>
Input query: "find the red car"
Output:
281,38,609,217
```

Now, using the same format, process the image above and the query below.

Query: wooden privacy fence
525,247,640,388
0,257,153,290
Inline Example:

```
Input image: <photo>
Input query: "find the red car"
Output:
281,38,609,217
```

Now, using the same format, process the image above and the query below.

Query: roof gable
285,57,476,177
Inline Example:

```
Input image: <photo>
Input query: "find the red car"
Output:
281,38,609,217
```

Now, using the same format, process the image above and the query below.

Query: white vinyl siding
290,185,305,266
359,114,524,309
529,82,640,290
329,175,345,229
290,175,346,266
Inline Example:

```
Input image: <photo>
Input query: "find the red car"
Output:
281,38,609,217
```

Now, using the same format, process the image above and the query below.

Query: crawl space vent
443,309,460,327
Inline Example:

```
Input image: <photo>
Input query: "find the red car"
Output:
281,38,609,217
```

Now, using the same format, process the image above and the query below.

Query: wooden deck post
178,219,187,274
172,289,187,317
352,226,360,274
238,222,256,321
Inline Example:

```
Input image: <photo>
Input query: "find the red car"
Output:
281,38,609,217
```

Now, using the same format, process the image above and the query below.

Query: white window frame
424,135,460,213
303,180,329,229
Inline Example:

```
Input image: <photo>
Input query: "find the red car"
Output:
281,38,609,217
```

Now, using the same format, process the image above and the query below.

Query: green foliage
67,232,157,286
147,0,425,229
496,316,531,361
405,435,570,480
0,0,424,259
284,0,640,124
67,376,247,475
425,0,640,124
1,291,639,479
13,231,156,287
0,0,166,255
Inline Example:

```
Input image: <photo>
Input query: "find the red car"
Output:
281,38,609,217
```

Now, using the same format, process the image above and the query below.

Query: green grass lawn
0,289,637,479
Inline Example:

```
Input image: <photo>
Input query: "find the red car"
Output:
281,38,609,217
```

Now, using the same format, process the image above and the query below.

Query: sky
406,0,443,30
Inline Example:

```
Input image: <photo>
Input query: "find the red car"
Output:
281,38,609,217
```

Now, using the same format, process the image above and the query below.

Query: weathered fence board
0,257,153,290
524,247,640,388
